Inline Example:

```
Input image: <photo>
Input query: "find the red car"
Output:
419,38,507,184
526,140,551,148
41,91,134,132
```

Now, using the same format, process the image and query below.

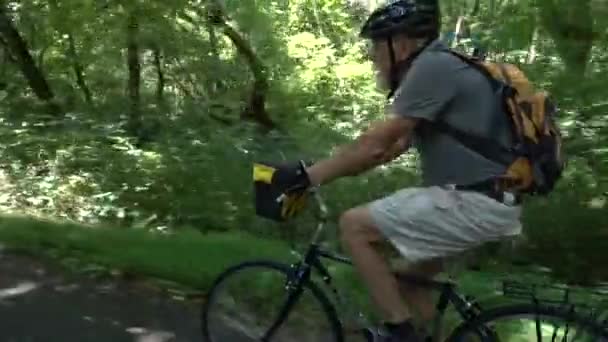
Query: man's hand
306,116,418,186
272,161,312,194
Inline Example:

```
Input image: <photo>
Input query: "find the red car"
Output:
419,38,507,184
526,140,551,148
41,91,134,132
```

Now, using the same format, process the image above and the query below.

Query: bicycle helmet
360,0,441,98
360,0,440,40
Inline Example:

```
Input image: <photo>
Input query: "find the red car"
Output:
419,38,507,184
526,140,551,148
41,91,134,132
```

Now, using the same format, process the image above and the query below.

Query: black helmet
360,0,440,40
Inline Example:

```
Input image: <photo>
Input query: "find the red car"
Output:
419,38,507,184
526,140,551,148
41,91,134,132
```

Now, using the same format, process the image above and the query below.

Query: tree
538,0,596,76
126,8,142,137
0,3,60,114
197,2,276,129
48,0,92,105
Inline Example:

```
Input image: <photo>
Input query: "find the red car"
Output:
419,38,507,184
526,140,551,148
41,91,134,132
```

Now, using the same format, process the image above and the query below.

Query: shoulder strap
432,50,517,166
447,50,504,92
498,64,513,85
433,121,516,166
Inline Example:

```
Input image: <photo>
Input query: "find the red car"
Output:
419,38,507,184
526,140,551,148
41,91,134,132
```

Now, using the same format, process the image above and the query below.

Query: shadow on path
0,251,203,342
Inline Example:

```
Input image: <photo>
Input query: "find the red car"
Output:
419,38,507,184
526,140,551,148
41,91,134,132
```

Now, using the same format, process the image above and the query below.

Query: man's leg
394,259,444,332
339,206,412,323
342,185,523,338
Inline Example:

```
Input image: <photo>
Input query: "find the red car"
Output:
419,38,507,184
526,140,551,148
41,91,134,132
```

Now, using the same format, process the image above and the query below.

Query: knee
339,208,368,245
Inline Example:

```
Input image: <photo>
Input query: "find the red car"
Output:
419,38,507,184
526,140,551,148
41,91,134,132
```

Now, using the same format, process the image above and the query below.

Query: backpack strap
431,50,518,167
433,121,516,166
497,63,513,84
447,50,502,92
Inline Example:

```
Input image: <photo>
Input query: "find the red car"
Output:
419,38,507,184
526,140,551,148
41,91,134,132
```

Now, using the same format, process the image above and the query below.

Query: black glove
271,160,312,195
253,160,313,221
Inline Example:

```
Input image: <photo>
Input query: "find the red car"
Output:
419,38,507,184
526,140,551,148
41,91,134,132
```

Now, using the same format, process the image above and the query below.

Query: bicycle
201,187,608,341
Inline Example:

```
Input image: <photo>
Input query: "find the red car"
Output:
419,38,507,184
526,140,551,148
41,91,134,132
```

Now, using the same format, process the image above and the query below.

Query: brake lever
276,185,316,203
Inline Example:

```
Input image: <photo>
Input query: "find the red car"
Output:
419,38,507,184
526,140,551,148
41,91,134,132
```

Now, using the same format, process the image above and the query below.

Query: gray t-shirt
392,39,513,186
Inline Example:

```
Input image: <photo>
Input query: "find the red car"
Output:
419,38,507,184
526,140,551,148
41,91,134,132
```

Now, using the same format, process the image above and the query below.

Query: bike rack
501,280,608,326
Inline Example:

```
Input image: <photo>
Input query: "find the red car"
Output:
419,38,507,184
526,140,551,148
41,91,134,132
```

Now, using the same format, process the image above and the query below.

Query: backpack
435,50,565,196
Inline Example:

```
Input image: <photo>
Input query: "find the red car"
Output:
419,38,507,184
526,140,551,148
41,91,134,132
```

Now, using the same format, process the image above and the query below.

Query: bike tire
201,260,344,342
445,303,608,341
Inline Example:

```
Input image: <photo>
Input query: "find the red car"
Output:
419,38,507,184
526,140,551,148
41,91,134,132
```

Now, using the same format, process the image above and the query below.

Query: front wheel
446,303,608,341
201,260,344,342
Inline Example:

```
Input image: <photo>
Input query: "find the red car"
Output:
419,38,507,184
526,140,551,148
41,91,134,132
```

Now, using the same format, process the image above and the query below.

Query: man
277,0,523,340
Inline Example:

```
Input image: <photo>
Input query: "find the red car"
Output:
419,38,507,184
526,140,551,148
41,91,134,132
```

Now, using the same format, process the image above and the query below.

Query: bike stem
309,191,329,245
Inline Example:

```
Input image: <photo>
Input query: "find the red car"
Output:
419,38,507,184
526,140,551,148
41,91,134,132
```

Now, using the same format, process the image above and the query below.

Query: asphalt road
0,250,360,342
0,251,206,342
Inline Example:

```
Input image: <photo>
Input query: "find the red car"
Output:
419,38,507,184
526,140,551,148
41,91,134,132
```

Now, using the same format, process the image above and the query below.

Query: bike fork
261,263,310,341
261,286,304,341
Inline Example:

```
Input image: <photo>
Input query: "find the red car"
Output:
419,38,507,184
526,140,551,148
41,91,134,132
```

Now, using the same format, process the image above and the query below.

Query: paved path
0,250,352,342
0,251,206,342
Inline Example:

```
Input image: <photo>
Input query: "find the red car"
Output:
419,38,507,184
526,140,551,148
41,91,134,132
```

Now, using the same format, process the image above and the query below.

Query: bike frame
265,190,491,341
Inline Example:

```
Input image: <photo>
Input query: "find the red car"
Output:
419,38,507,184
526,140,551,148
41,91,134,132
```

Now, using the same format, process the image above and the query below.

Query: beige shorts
368,186,522,263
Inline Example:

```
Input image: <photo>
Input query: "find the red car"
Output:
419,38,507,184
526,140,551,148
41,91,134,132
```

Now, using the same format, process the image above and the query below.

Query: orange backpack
438,50,565,195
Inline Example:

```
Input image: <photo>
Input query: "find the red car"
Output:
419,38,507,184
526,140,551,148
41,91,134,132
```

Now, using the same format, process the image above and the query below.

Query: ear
391,35,411,60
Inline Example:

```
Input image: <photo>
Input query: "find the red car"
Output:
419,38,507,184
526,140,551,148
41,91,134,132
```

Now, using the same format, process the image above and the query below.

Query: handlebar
308,188,329,244
294,160,329,221
311,188,329,221
277,186,329,221
264,160,329,244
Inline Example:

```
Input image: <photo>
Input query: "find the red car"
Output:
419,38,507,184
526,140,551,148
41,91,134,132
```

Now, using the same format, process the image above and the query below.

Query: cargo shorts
368,186,523,263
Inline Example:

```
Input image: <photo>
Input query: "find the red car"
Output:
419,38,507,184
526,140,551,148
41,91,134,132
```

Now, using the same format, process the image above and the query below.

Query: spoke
568,327,584,341
535,311,543,342
551,323,559,342
561,320,570,342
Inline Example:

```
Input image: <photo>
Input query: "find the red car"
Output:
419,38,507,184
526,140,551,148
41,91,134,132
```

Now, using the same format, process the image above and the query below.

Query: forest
0,0,607,315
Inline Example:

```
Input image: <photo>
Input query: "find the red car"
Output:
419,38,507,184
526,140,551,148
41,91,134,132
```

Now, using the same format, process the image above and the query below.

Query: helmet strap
386,37,435,99
387,36,399,99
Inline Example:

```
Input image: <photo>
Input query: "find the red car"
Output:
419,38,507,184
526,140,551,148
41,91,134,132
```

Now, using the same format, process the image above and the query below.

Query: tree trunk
48,0,92,105
312,0,324,36
67,34,92,104
126,10,141,136
471,0,481,16
152,45,164,105
0,35,16,63
461,0,468,15
37,44,48,73
208,22,219,57
0,5,60,114
539,0,595,76
206,17,223,94
204,3,276,130
0,38,7,88
526,25,539,64
0,42,5,77
451,16,465,48
224,22,274,129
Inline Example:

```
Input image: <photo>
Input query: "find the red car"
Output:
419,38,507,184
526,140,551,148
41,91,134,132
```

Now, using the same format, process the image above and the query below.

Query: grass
0,214,510,300
0,214,296,290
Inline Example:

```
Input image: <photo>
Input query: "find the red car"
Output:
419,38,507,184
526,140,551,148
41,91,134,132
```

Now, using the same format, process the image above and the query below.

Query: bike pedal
359,327,384,342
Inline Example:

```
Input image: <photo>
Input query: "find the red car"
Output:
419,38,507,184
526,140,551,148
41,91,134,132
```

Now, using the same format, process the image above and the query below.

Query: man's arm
306,116,418,186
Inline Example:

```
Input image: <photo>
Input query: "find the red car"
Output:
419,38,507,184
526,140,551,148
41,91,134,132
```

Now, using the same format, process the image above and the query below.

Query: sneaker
378,320,424,342
377,333,424,342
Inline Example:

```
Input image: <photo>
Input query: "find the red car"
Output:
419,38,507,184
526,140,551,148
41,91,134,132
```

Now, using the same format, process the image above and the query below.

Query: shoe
376,322,424,342
377,333,424,342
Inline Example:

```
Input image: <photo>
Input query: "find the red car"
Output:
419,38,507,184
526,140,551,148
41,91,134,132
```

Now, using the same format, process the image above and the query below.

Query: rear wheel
446,303,608,341
201,260,344,342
